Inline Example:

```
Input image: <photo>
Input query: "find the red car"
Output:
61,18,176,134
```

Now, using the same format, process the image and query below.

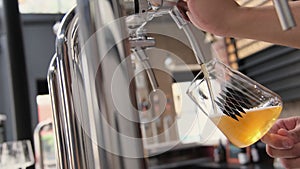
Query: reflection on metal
33,120,55,169
272,0,296,31
48,9,92,169
133,48,159,91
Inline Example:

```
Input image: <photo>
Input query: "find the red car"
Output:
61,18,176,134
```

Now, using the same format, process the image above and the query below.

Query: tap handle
170,6,207,64
272,0,296,31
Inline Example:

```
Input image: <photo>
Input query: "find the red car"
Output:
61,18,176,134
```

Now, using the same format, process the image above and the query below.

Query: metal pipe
134,47,159,91
47,55,69,169
48,0,151,168
48,8,94,169
272,0,296,30
33,120,53,169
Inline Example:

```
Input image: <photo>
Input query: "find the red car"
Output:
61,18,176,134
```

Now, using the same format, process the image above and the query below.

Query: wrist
221,6,247,37
209,3,243,37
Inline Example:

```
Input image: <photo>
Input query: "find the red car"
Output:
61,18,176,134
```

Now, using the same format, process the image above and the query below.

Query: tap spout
135,48,159,91
170,6,207,64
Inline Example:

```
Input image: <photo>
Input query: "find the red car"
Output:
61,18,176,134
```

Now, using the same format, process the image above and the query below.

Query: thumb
288,127,300,143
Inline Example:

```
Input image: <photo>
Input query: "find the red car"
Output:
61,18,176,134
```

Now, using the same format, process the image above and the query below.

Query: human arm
261,116,300,169
182,0,300,49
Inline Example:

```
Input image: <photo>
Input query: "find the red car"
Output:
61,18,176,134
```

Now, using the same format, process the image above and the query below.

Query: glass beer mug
186,58,283,148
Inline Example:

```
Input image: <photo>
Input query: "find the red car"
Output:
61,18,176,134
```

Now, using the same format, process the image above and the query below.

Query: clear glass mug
187,58,283,148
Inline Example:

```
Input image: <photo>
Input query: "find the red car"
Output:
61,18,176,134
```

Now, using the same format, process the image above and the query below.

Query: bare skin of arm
183,0,300,49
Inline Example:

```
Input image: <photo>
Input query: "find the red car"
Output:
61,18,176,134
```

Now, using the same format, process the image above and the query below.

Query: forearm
228,1,300,49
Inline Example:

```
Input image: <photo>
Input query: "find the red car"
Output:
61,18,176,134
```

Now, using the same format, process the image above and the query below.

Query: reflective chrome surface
272,0,296,30
48,9,87,169
33,120,54,169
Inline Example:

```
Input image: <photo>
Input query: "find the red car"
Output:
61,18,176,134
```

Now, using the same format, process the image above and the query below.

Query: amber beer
211,106,282,148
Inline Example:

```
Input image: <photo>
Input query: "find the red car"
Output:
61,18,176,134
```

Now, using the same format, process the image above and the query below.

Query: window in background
18,0,76,14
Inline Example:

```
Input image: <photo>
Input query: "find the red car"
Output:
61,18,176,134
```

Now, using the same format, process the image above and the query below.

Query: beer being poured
211,106,282,148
